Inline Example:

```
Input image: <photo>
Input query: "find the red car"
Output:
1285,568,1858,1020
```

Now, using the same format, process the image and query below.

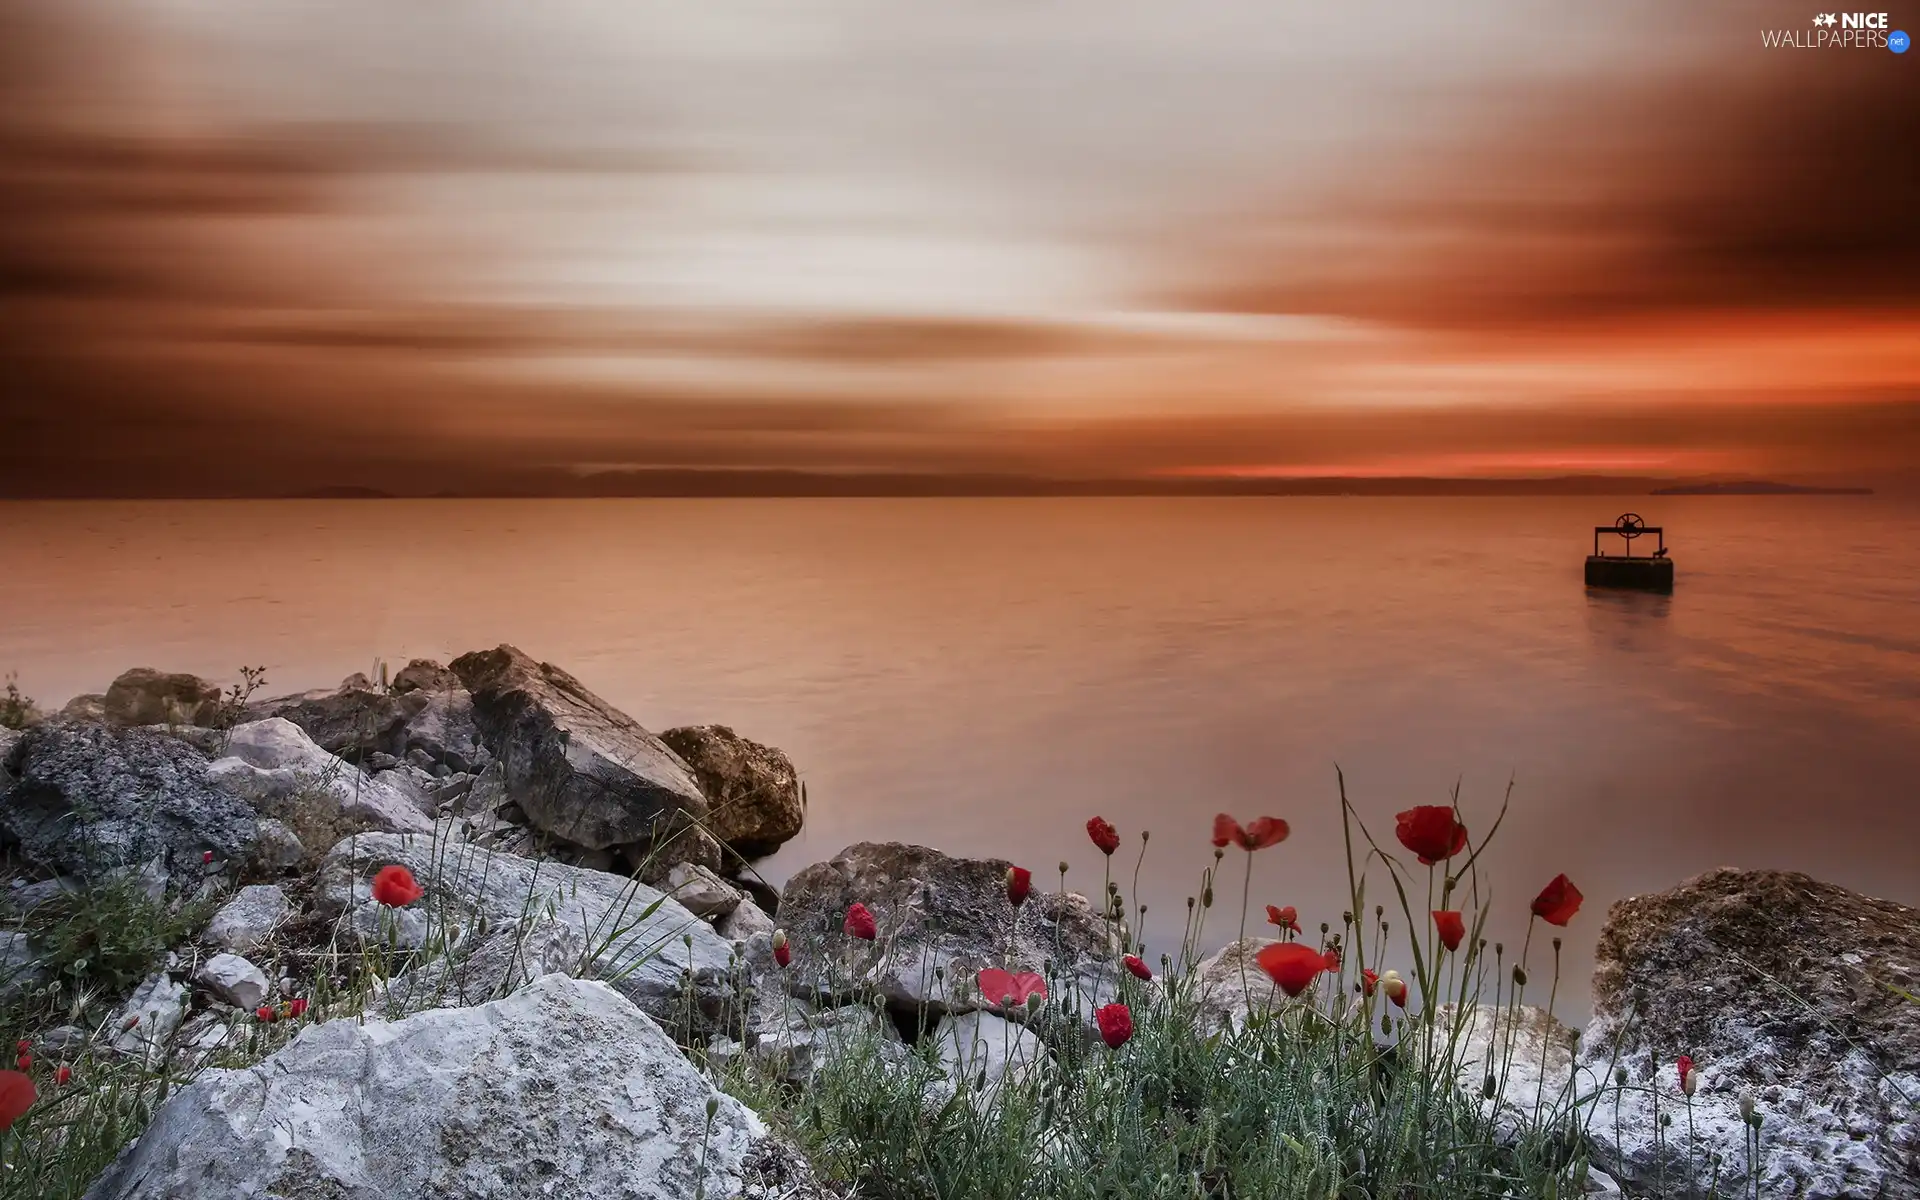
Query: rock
0,725,24,776
172,1011,241,1066
81,974,811,1200
664,861,745,917
209,717,434,835
1189,939,1294,1034
203,885,292,955
750,1002,906,1088
777,841,1124,1022
1436,1003,1580,1143
101,669,226,728
0,930,45,1000
378,919,588,1017
450,646,716,868
133,724,228,755
252,681,420,761
245,818,307,873
6,875,80,912
391,658,461,694
659,725,804,859
1577,868,1920,1200
0,723,261,884
194,953,270,1010
934,1009,1051,1100
734,872,781,916
59,693,109,722
401,688,489,773
719,897,778,943
111,973,188,1066
40,1024,87,1051
316,832,740,1031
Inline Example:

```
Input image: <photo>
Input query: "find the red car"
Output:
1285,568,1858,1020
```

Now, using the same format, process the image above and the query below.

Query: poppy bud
1186,897,1195,909
1739,1094,1755,1120
1552,936,1562,951
705,1096,719,1119
1201,887,1213,908
976,1068,988,1092
771,928,790,968
1660,1113,1672,1128
1005,867,1032,907
1616,1066,1629,1086
1482,1073,1496,1099
1141,830,1150,843
202,850,214,864
55,1065,71,1086
1682,1069,1699,1097
1026,992,1044,1013
122,1016,140,1032
1512,965,1528,987
1058,861,1069,875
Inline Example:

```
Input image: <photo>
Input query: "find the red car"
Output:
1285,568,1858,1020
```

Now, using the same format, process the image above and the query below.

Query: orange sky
2,0,1916,495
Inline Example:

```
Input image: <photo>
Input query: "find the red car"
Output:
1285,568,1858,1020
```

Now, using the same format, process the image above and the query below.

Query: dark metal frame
1591,513,1666,558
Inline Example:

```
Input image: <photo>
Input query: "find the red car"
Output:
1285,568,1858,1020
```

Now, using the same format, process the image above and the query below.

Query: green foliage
20,878,213,1002
0,672,38,730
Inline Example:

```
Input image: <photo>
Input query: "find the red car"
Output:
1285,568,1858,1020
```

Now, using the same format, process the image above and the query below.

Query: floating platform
1585,554,1673,592
1586,513,1674,592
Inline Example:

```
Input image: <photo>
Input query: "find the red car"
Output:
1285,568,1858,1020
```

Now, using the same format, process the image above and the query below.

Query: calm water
4,496,1918,1023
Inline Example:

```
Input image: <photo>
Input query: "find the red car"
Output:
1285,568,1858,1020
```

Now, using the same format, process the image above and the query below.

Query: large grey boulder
0,930,44,1001
0,723,260,883
402,688,488,773
316,832,739,1030
82,973,822,1200
203,884,292,955
101,668,226,728
450,645,717,867
777,841,1124,1022
251,679,418,761
1190,939,1290,1034
659,725,804,859
1577,869,1920,1200
208,718,433,836
1436,1003,1581,1143
391,658,462,695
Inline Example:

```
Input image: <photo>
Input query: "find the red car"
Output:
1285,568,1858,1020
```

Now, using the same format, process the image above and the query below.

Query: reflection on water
1,495,1917,1024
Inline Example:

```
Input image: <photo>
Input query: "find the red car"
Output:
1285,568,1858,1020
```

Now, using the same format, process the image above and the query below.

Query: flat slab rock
82,973,822,1200
1576,868,1920,1200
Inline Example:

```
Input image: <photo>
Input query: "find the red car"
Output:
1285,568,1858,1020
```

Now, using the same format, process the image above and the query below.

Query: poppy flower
11,1041,23,1053
1254,942,1338,998
202,850,215,864
1212,814,1289,851
256,1006,277,1023
0,1070,34,1133
371,864,424,907
1360,968,1379,997
1432,910,1466,953
976,968,1047,1008
121,1015,140,1032
1265,905,1301,935
13,1054,27,1072
1394,806,1469,865
1123,954,1152,980
843,903,877,941
1005,866,1032,907
287,998,309,1019
1676,1054,1694,1092
1379,969,1409,1008
1087,817,1120,856
54,1065,71,1087
771,929,790,968
1095,1003,1133,1048
1531,875,1583,926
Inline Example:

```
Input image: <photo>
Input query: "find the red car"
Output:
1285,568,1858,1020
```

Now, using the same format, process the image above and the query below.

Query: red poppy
371,864,424,907
1087,817,1120,856
13,1054,27,1072
843,903,877,941
1095,1003,1133,1048
1676,1054,1694,1091
0,1070,34,1133
288,998,309,1019
1255,942,1338,998
1380,970,1409,1008
1123,954,1152,980
202,850,215,864
1212,814,1289,851
121,1015,140,1032
11,1042,24,1054
256,1006,277,1023
1264,905,1301,935
1531,874,1583,926
54,1065,71,1087
771,929,790,968
1360,968,1379,997
1432,910,1466,952
1005,867,1032,907
1394,806,1469,865
976,968,1047,1008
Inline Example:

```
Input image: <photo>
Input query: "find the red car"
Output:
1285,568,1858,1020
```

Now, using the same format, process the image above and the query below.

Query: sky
2,0,1917,495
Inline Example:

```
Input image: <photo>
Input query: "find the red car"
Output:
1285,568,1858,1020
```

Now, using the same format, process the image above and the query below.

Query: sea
3,495,1917,1025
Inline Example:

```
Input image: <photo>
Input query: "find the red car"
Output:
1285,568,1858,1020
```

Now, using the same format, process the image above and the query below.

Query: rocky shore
1,649,1915,1199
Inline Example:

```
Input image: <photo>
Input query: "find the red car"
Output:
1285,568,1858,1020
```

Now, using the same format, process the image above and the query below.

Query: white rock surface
194,953,270,1010
318,832,739,1029
934,1010,1050,1101
111,974,187,1066
210,718,433,834
1437,1003,1581,1143
82,974,800,1200
664,861,744,917
0,930,44,1000
203,884,292,954
718,897,777,943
